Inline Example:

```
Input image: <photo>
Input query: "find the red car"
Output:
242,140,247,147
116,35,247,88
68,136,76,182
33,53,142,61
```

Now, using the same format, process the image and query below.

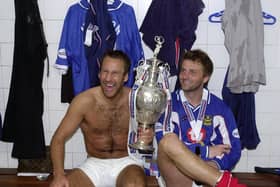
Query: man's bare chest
84,103,129,129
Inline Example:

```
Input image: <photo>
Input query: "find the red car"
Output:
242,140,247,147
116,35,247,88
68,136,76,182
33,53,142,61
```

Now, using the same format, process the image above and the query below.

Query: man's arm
50,95,88,186
210,108,242,170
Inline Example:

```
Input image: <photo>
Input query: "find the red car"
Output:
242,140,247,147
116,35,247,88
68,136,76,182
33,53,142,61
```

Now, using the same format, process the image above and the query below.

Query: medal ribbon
179,89,208,141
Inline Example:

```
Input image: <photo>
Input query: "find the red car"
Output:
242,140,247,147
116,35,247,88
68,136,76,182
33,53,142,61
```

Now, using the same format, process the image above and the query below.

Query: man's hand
49,174,69,187
137,124,155,144
208,144,231,159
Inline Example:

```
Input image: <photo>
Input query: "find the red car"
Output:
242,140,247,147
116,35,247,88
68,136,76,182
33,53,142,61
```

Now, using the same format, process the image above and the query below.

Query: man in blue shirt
155,49,243,187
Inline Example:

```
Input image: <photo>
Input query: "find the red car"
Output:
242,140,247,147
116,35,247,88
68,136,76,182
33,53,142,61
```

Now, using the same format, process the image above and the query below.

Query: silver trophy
129,36,169,152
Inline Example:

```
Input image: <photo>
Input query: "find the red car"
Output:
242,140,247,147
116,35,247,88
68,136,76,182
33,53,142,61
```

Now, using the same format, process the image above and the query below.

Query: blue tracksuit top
55,0,91,95
55,0,116,95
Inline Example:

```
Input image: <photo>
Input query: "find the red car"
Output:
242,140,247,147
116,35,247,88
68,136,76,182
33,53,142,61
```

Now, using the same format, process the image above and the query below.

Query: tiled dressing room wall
0,0,280,172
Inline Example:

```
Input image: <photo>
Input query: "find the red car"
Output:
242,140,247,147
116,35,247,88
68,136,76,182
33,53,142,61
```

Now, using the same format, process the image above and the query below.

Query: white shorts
78,156,142,187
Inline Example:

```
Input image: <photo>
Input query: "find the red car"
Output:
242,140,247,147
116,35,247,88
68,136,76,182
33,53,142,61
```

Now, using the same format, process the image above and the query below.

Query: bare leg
158,133,221,186
116,164,146,187
158,145,193,187
67,168,95,187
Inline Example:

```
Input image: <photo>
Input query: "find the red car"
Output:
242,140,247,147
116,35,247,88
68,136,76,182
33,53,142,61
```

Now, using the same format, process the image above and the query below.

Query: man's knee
159,133,180,153
67,169,94,187
117,165,146,187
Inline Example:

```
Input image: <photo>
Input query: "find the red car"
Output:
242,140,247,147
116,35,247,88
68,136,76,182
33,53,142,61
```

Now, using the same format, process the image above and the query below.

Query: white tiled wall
0,0,279,172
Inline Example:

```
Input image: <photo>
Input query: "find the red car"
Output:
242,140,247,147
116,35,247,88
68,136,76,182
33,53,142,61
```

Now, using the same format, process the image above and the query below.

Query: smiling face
178,49,213,94
179,59,210,93
99,56,128,99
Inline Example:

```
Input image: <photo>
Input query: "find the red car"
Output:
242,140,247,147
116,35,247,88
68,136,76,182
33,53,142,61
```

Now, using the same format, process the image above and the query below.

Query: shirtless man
50,50,150,187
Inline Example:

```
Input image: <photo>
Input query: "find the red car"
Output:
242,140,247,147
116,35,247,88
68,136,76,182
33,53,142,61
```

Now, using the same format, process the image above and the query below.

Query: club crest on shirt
203,115,212,126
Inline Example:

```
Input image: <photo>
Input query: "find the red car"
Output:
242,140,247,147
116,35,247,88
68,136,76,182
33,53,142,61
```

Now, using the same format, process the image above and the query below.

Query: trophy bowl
136,83,167,126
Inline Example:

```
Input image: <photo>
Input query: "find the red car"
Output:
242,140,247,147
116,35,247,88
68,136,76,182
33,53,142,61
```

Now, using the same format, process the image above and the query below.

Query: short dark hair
100,50,131,74
179,49,214,77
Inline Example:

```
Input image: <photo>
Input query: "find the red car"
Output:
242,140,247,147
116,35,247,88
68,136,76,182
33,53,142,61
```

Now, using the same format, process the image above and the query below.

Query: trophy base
129,141,154,153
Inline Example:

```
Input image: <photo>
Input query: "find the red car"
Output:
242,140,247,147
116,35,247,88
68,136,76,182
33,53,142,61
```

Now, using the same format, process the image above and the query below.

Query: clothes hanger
208,10,224,23
208,10,277,25
262,12,277,25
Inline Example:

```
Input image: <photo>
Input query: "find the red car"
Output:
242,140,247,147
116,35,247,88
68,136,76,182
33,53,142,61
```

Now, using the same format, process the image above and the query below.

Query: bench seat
1,168,280,187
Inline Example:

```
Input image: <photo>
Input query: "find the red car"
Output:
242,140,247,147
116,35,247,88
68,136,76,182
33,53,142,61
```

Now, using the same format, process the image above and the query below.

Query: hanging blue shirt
85,0,116,88
140,0,204,76
222,69,260,149
108,0,144,87
55,0,116,95
55,0,91,95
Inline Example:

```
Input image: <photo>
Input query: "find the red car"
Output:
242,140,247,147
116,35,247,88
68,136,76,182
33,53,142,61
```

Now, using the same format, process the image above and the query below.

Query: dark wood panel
233,172,280,187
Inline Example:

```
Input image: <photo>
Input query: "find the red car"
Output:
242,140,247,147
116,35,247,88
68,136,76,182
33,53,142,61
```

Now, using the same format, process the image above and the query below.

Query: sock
216,171,247,187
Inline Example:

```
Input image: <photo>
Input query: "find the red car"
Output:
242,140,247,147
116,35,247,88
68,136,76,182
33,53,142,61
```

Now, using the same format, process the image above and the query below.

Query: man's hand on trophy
137,123,155,145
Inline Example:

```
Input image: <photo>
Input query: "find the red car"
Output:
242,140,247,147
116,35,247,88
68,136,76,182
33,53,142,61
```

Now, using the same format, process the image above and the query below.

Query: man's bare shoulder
70,87,100,107
79,86,100,97
72,86,131,106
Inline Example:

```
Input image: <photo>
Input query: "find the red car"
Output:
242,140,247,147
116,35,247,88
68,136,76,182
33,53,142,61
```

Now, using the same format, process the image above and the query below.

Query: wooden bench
1,168,280,187
0,168,159,187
